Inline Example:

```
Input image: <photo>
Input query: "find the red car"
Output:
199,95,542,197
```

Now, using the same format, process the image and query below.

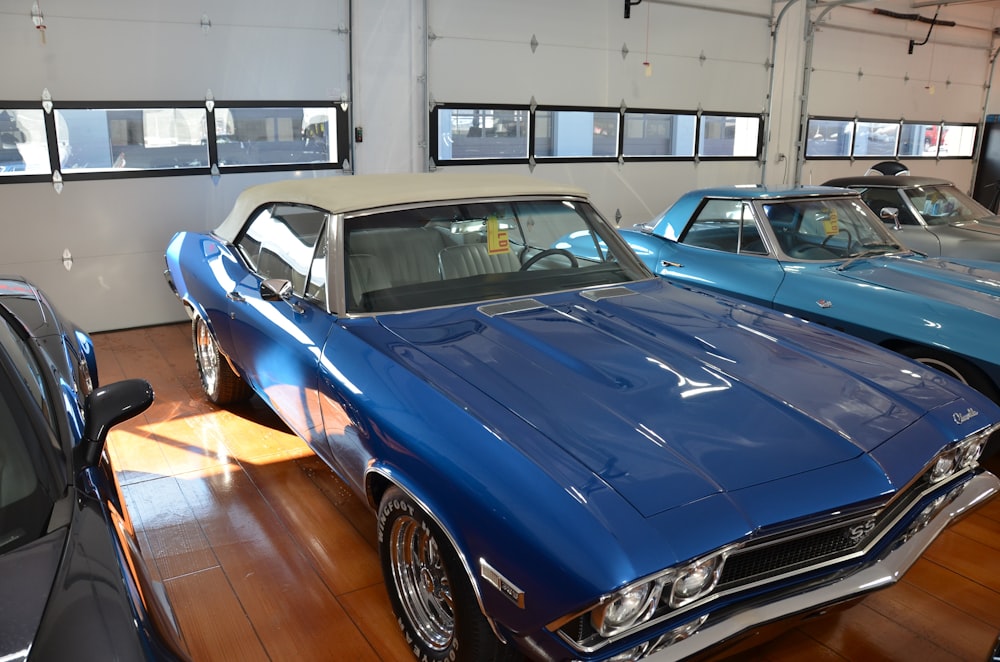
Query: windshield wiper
836,244,901,271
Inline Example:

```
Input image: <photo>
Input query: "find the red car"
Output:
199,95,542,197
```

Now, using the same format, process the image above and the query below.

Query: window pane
854,121,898,157
806,119,852,157
698,115,759,157
0,109,50,175
215,107,337,166
436,108,528,160
622,112,696,157
238,204,326,296
941,124,976,157
56,108,209,172
898,122,941,157
535,110,619,158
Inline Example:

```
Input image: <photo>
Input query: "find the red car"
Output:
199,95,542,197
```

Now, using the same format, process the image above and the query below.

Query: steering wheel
821,228,854,253
520,248,579,271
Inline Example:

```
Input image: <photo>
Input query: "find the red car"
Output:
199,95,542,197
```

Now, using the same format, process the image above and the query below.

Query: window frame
0,99,350,184
430,104,765,165
804,115,978,162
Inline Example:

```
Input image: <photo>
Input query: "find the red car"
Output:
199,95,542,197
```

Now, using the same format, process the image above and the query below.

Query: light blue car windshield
761,197,904,260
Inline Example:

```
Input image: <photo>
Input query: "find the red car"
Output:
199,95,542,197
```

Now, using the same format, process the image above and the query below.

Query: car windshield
0,314,56,555
903,184,992,226
345,198,648,313
761,197,904,261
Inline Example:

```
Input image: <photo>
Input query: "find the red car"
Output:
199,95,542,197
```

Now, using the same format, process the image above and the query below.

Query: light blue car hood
835,254,1000,317
377,279,965,517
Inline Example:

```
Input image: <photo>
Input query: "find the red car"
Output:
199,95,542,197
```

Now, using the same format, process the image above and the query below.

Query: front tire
377,487,517,662
900,346,999,401
192,316,251,405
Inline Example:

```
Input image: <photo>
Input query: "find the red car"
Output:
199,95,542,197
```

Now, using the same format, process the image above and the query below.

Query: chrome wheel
915,356,967,384
388,515,455,652
194,317,220,396
190,315,251,405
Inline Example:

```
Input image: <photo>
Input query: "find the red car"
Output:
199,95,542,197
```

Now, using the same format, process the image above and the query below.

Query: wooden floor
95,323,1000,662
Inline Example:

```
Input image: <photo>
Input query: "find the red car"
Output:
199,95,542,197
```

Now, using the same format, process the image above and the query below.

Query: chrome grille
718,468,935,590
719,517,874,587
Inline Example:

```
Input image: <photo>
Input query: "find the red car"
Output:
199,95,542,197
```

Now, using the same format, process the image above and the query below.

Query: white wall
2,0,999,331
0,1,350,331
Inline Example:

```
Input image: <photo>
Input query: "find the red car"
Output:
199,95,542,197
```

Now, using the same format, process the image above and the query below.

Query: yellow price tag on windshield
821,209,839,236
487,216,510,254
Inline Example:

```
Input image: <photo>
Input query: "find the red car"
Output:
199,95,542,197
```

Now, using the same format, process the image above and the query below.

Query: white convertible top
214,172,589,241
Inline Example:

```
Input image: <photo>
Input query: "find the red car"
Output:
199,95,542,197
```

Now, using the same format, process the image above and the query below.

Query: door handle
227,291,244,302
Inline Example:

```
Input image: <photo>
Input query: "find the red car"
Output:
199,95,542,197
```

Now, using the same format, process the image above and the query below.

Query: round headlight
959,436,986,468
930,451,956,483
670,556,721,607
594,583,656,636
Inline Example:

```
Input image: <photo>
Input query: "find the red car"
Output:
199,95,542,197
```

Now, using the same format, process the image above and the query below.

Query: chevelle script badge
954,408,979,425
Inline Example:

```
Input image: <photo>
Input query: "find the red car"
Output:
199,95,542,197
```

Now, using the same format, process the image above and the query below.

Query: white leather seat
438,243,522,279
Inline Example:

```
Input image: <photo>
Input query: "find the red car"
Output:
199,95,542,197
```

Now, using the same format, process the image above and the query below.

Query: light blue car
620,185,1000,402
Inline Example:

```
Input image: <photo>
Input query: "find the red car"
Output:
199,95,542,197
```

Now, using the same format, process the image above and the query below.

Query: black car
0,276,188,661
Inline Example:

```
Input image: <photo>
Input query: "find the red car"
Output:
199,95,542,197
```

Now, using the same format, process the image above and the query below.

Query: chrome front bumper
642,470,999,662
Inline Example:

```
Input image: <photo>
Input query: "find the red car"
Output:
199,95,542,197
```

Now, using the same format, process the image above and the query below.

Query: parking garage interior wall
0,0,350,331
1,0,999,331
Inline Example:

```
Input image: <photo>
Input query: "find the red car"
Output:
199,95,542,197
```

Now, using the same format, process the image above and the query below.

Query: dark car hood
376,279,962,517
835,254,1000,317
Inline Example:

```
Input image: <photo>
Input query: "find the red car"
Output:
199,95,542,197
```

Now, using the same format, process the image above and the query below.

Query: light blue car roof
652,185,861,235
674,184,856,200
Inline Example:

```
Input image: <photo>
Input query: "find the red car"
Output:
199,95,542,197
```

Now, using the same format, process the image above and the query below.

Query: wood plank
164,566,269,662
338,584,417,662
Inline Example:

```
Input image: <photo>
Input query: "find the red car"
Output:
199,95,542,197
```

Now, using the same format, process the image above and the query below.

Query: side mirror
261,278,293,301
78,378,154,468
261,278,303,313
880,207,901,230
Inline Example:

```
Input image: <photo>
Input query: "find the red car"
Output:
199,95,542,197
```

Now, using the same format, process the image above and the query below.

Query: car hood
945,217,1000,237
376,279,962,517
835,254,1000,317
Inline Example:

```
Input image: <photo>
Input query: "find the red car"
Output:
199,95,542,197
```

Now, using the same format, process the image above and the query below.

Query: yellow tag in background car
822,209,839,237
487,216,510,254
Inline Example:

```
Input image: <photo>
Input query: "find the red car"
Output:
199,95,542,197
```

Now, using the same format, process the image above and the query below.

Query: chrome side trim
480,559,526,609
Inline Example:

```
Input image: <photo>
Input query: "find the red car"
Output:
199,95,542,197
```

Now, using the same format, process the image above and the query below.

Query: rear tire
192,316,251,405
377,487,518,662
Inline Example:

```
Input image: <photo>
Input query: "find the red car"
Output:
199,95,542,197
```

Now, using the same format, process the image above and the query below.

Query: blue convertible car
165,173,999,661
622,185,1000,411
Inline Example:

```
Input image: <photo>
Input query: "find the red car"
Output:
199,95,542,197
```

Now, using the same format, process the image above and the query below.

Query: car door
656,199,785,308
226,203,332,447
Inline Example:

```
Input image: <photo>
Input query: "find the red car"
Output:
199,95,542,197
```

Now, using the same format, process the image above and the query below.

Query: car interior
343,201,638,313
